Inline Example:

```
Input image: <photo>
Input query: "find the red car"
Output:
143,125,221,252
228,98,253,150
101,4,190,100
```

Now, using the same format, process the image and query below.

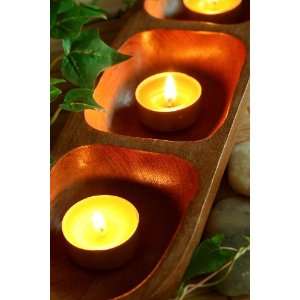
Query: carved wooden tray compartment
51,144,199,300
51,1,250,300
86,29,246,141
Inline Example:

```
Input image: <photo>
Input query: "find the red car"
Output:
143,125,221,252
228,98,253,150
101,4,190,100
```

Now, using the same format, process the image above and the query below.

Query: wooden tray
51,144,199,300
51,1,250,299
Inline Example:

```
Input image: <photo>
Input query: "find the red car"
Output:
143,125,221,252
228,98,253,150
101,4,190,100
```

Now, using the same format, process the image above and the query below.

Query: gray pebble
205,197,250,297
216,242,250,297
205,197,250,238
228,141,250,196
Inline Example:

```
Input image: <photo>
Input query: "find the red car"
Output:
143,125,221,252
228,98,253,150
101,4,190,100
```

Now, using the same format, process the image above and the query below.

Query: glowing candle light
135,72,202,132
183,0,242,15
92,212,106,233
165,75,176,107
62,195,139,269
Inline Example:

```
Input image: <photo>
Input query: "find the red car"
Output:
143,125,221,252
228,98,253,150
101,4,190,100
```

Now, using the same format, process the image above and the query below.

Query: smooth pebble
205,197,250,297
228,141,250,196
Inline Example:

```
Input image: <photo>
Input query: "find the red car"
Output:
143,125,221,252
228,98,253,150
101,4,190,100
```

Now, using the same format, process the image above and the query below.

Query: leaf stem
50,107,62,126
202,244,250,288
220,246,238,252
176,261,231,300
175,244,250,300
50,55,63,71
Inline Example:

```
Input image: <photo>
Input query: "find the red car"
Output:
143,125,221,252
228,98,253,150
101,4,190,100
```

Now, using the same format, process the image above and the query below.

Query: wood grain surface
86,29,246,141
51,144,199,300
50,1,250,299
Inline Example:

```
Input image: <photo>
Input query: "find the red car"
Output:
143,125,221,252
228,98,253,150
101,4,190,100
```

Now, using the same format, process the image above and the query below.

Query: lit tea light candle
62,195,139,270
135,72,202,132
183,0,242,15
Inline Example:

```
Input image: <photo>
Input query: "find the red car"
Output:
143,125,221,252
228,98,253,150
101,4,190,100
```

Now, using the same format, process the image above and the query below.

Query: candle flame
92,212,106,232
164,74,176,106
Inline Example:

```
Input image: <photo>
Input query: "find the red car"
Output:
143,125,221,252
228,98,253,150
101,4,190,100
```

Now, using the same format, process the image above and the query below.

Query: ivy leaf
183,234,235,283
55,0,74,14
51,78,66,85
50,78,66,102
50,0,74,29
51,0,76,38
61,29,130,88
62,39,71,55
79,3,107,19
50,0,106,39
60,88,102,112
51,87,62,102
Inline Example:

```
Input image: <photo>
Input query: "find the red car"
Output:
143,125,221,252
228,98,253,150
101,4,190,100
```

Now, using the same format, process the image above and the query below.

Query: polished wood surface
51,144,199,300
51,2,250,299
86,29,246,141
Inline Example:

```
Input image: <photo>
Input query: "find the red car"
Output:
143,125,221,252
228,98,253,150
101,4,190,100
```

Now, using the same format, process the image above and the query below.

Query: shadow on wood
51,144,199,300
85,29,246,141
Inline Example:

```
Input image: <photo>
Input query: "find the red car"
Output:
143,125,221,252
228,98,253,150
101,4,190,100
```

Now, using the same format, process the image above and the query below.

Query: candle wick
167,98,174,107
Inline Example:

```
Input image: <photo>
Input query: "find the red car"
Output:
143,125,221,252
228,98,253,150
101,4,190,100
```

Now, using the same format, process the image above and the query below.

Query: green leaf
50,78,66,102
50,0,106,39
60,88,102,112
79,3,107,19
51,78,66,85
61,29,130,88
56,0,74,14
51,86,62,102
51,0,75,37
183,234,235,283
62,39,71,55
50,3,58,29
51,5,85,39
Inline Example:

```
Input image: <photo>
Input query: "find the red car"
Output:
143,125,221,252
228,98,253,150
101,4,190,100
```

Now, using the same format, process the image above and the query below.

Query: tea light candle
135,72,202,132
62,195,139,270
183,0,242,15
